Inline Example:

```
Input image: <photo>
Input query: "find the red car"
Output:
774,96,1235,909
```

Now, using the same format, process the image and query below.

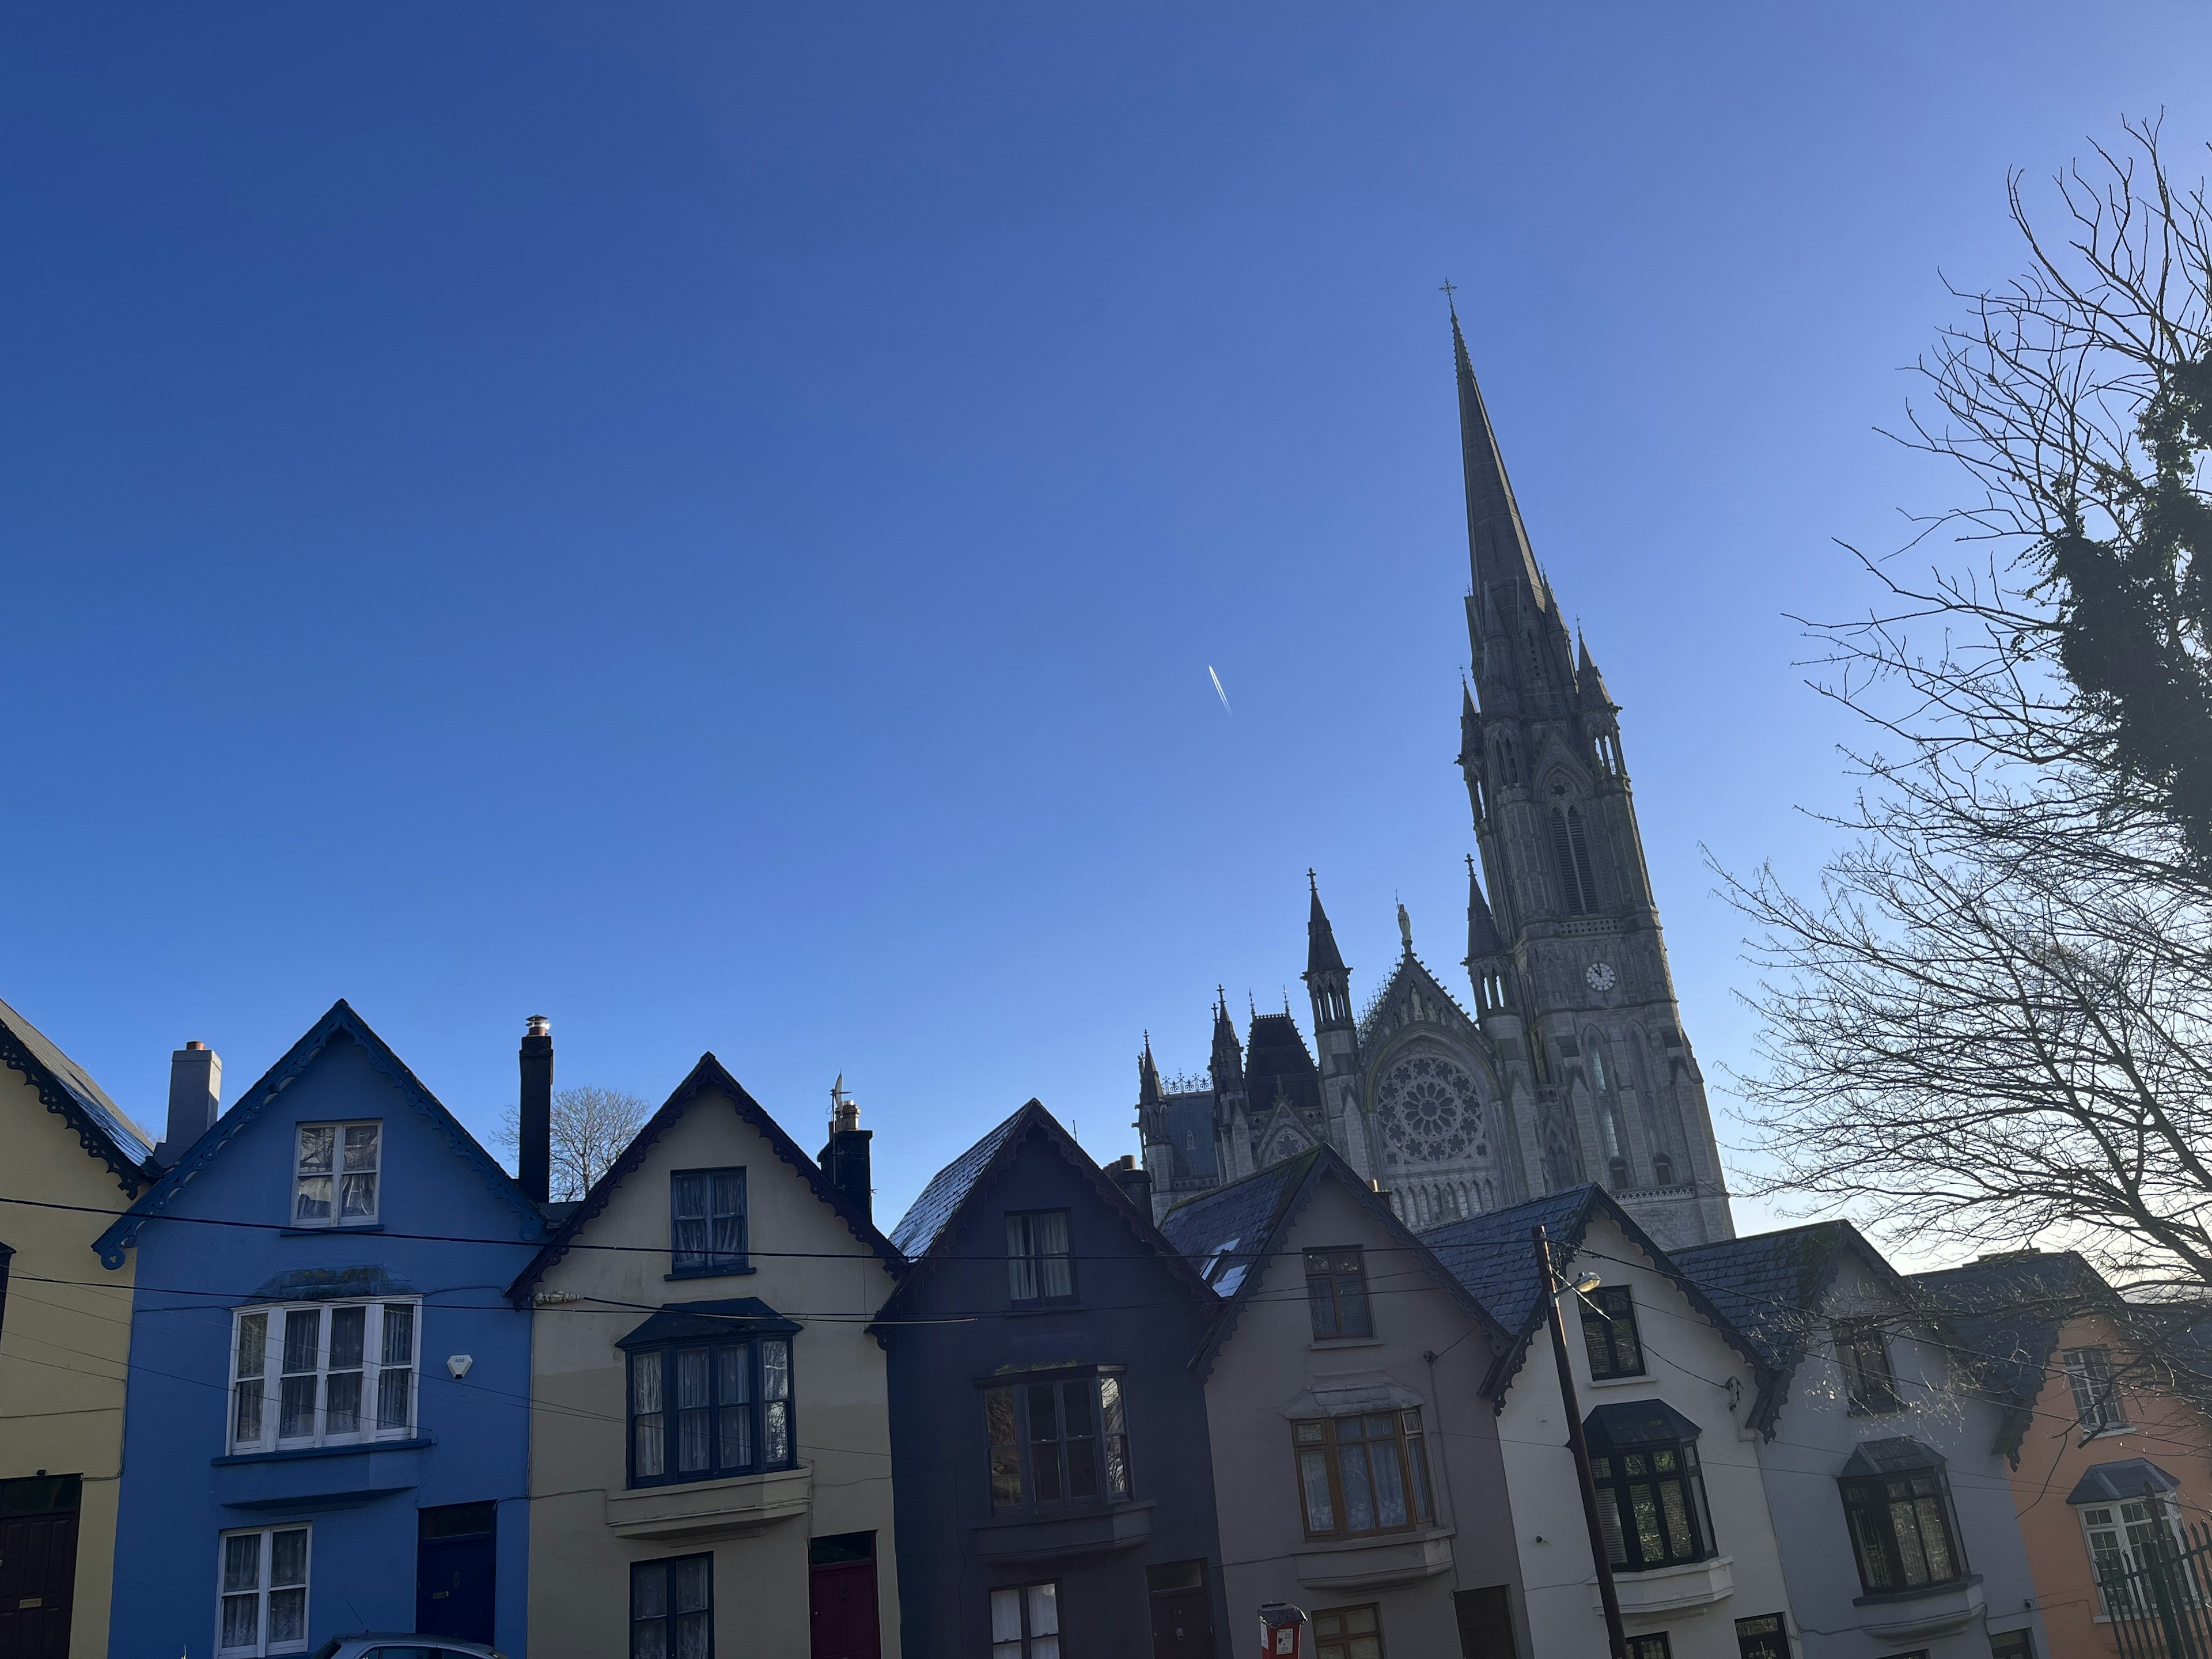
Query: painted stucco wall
1497,1212,1793,1658
1753,1252,2044,1658
0,1065,143,1659
884,1126,1229,1658
1199,1176,1528,1657
522,1081,903,1659
107,1026,540,1657
2002,1308,2212,1653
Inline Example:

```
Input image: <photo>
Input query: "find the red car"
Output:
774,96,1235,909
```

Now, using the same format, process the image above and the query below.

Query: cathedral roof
1244,1012,1323,1122
1160,1090,1218,1184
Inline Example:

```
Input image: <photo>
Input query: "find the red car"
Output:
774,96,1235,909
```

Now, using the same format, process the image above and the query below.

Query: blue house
875,1100,1230,1659
96,1002,546,1658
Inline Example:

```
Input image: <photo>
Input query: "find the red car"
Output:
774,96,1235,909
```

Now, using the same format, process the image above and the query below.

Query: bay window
229,1301,417,1453
985,1372,1130,1512
1838,1438,1968,1594
1293,1409,1435,1539
1584,1401,1715,1572
621,1304,797,1488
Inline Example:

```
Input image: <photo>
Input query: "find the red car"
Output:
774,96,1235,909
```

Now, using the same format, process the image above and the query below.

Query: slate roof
1910,1250,2113,1406
1160,1090,1218,1185
888,1104,1029,1259
96,999,540,1268
509,1052,903,1303
2068,1457,2181,1505
1244,1014,1323,1122
1671,1221,1863,1375
0,992,154,1193
1161,1145,1506,1381
1421,1184,1776,1414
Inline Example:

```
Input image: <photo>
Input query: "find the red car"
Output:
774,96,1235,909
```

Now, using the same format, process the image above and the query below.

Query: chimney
156,1041,222,1166
520,1016,553,1205
1107,1153,1153,1217
817,1076,873,1220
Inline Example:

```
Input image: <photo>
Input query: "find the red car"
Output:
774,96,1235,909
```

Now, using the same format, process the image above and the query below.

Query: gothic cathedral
1135,312,1735,1250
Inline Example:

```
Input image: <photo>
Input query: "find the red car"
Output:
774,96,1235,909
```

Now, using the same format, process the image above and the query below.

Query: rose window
1377,1051,1482,1165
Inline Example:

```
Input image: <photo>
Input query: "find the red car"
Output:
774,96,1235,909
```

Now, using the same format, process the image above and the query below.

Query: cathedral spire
1453,310,1552,613
1305,870,1347,977
1138,1032,1163,1107
1465,854,1504,961
1209,989,1244,1090
1577,630,1618,710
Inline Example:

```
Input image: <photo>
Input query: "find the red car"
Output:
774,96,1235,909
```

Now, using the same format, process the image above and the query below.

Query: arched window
1654,1153,1675,1187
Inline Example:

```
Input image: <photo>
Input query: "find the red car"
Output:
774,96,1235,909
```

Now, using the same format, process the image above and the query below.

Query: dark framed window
671,1169,747,1275
1734,1613,1790,1658
989,1581,1059,1658
1841,1465,1966,1593
627,1335,791,1487
0,1239,12,1341
631,1554,711,1659
1313,1604,1381,1659
1836,1321,1901,1414
1586,1405,1715,1572
985,1373,1130,1512
1305,1249,1373,1340
1627,1638,1672,1659
1293,1410,1435,1540
1988,1634,2033,1658
1005,1210,1074,1305
2065,1347,2128,1433
1580,1287,1645,1379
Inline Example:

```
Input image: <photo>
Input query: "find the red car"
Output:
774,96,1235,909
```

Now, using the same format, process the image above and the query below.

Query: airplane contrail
1209,666,1233,715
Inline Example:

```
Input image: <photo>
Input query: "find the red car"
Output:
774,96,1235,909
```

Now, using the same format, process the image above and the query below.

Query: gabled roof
1909,1249,2115,1404
1356,950,1476,1047
1421,1184,1777,1418
507,1052,902,1305
94,1000,537,1269
0,993,154,1194
874,1099,1214,1325
1673,1219,1922,1377
1161,1144,1508,1381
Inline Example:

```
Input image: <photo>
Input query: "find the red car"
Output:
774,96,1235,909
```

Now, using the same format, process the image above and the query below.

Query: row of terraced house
5,990,2211,1659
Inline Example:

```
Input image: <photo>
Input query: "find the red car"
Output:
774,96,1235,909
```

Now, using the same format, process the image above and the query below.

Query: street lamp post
1534,1222,1629,1659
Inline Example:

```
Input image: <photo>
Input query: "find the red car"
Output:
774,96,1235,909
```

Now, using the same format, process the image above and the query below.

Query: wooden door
0,1506,78,1659
808,1559,880,1658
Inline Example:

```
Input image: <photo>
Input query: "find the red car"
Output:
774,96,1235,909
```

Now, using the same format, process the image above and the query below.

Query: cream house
506,1056,904,1659
0,995,162,1659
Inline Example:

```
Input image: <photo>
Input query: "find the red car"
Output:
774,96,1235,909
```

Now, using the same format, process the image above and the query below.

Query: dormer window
293,1123,380,1228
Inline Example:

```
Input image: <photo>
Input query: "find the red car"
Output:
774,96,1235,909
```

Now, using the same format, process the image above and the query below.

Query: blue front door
414,1503,495,1643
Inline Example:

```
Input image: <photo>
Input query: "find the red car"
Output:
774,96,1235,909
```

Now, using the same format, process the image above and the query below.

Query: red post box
1258,1602,1308,1657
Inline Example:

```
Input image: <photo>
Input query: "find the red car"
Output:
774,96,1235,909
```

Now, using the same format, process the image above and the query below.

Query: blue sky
6,5,2210,1242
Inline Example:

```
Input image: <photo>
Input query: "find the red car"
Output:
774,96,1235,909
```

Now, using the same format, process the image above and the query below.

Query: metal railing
2103,1524,2212,1658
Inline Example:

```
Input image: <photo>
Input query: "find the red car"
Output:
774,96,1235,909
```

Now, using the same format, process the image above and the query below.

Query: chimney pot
819,1078,873,1221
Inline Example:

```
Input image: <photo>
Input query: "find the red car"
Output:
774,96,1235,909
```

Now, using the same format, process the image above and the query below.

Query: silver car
308,1639,508,1659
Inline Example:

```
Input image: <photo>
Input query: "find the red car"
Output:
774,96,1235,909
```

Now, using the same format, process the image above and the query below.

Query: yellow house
506,1055,904,1659
0,995,161,1659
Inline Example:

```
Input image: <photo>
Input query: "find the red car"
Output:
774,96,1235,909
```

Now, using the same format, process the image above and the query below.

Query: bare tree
1729,119,2212,1292
500,1085,652,1202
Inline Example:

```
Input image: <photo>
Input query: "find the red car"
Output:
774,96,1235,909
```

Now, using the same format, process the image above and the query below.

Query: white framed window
229,1300,419,1453
293,1122,381,1227
2083,1495,2184,1614
2065,1347,2130,1434
218,1525,310,1656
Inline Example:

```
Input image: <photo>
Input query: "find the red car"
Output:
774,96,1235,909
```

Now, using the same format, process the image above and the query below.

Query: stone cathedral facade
1135,313,1734,1251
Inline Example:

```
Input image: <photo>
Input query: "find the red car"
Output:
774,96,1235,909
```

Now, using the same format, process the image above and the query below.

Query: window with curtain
1836,1321,1902,1414
228,1301,417,1453
1579,1287,1645,1380
1305,1248,1373,1339
217,1525,309,1657
990,1582,1060,1659
1585,1404,1715,1572
984,1373,1131,1513
1005,1210,1075,1305
1293,1409,1435,1540
1840,1460,1967,1593
291,1122,380,1227
670,1169,747,1275
2065,1347,2128,1434
1313,1604,1382,1659
627,1334,792,1487
630,1554,711,1659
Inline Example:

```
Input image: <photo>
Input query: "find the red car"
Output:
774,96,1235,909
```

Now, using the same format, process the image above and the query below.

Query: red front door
808,1558,880,1659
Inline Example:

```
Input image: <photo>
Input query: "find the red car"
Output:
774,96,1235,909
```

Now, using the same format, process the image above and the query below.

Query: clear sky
6,5,2210,1244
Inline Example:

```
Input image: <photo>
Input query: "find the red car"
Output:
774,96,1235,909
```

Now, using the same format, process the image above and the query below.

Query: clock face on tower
1585,962,1617,992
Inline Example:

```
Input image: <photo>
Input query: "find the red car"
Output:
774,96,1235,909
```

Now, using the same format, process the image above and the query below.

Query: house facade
879,1101,1230,1659
1680,1224,2046,1659
1159,1147,1529,1659
1914,1248,2211,1657
0,994,156,1659
95,1001,545,1658
506,1055,905,1659
1425,1186,1794,1659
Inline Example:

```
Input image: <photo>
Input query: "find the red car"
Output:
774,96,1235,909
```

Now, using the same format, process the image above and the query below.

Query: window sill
975,1499,1154,1565
1002,1304,1084,1319
1308,1336,1384,1352
1592,1554,1733,1618
1293,1525,1456,1591
279,1224,384,1237
664,1264,757,1282
1853,1575,1985,1642
213,1435,432,1467
1581,1370,1654,1390
606,1463,811,1541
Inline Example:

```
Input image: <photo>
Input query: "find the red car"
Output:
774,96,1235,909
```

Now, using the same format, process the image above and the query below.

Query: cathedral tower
1449,308,1731,1245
